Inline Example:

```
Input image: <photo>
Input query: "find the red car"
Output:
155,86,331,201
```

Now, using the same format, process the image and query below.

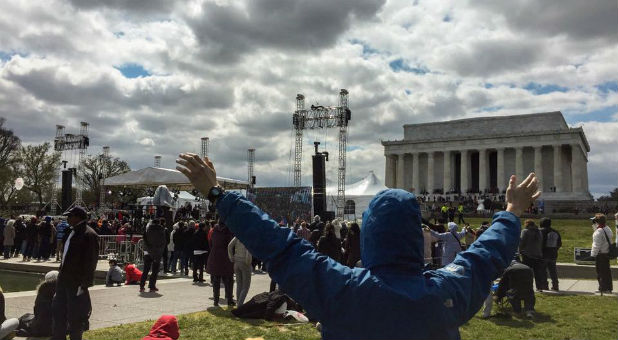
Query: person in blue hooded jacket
176,153,541,340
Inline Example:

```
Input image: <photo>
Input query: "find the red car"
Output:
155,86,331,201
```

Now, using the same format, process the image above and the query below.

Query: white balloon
14,177,24,190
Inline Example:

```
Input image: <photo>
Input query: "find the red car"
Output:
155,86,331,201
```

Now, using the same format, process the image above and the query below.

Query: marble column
515,147,524,181
571,144,583,192
427,152,435,194
497,148,505,193
385,154,396,188
460,150,469,193
478,149,488,193
443,151,451,193
412,152,420,193
397,153,405,189
553,144,563,192
534,146,544,191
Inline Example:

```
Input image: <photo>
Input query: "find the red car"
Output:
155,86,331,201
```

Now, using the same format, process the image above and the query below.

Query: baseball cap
63,206,88,220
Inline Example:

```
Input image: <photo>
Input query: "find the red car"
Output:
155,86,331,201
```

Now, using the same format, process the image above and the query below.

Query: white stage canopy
326,171,388,220
103,167,249,190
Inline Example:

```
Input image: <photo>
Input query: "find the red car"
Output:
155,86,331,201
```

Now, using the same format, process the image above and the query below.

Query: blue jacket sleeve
216,192,365,322
427,211,520,325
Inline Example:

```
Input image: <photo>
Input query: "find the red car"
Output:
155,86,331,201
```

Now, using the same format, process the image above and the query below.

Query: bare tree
0,118,21,207
78,153,131,206
20,142,61,207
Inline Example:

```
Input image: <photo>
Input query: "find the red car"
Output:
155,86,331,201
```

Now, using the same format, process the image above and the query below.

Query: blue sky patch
484,83,494,89
443,14,452,22
0,51,19,62
349,39,380,57
523,82,569,95
389,58,428,74
347,145,362,152
565,106,617,124
481,106,503,112
405,89,412,95
115,63,152,78
596,81,618,94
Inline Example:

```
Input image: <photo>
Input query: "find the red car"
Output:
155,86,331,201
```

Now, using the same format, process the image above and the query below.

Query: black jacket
58,220,99,289
496,261,534,300
317,234,342,262
540,227,562,260
144,221,166,260
192,228,209,252
173,227,185,251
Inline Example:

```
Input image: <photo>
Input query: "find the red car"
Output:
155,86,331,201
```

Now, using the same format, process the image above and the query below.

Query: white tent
103,167,249,190
326,171,388,220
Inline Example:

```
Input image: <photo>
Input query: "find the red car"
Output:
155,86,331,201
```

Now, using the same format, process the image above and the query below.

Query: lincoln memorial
382,111,592,201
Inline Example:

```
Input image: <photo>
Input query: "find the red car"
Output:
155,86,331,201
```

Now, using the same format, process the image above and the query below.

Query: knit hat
45,270,59,281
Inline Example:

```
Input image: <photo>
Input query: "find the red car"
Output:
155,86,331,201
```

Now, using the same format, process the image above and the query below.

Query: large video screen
248,187,312,225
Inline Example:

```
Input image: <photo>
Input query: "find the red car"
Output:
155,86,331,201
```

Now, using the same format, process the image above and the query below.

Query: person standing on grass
519,219,547,291
590,213,613,294
207,221,235,307
140,218,166,293
176,153,540,340
52,206,98,340
426,222,466,267
539,218,561,291
228,236,253,306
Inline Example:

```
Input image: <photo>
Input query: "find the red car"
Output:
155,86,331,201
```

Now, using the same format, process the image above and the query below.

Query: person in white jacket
590,213,613,293
227,237,253,306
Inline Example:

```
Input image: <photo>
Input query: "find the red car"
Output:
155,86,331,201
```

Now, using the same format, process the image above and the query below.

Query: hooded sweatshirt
429,222,466,266
142,315,179,340
216,189,520,340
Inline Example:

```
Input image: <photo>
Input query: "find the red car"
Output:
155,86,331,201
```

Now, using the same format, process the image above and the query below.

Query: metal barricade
97,235,143,264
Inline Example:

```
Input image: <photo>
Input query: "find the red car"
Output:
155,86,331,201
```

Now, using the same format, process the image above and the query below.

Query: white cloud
0,0,616,195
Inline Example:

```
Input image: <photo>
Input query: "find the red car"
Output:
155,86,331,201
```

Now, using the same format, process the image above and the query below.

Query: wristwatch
207,185,225,204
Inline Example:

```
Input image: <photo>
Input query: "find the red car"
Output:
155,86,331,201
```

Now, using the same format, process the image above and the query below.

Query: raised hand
505,173,542,217
176,153,219,196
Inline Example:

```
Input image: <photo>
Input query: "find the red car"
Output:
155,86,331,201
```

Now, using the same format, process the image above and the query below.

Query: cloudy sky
1,0,616,196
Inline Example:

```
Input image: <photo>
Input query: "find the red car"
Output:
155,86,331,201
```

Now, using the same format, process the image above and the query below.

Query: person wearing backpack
591,213,613,294
539,218,562,291
519,219,547,290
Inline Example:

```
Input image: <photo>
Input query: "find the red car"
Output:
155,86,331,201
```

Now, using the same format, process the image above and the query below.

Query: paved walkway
4,271,274,331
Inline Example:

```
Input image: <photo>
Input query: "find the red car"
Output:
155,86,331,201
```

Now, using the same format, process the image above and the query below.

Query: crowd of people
1,151,617,339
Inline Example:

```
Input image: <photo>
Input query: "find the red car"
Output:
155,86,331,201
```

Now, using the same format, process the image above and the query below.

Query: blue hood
361,189,424,273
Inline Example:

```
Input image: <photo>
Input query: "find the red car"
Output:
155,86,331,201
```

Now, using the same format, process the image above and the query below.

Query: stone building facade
382,111,592,201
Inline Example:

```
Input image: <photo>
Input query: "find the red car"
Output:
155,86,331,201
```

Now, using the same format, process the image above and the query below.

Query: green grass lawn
464,217,601,263
86,295,616,340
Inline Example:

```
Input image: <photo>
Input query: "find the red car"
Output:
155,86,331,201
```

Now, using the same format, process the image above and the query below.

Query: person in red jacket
125,263,143,285
142,315,179,340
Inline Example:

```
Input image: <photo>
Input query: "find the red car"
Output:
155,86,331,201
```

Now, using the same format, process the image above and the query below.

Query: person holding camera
176,153,541,340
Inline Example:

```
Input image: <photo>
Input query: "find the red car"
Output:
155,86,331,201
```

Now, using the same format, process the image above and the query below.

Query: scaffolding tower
54,122,89,211
99,146,110,211
292,89,351,218
247,148,255,189
50,125,65,214
74,122,89,207
201,137,210,159
154,155,162,167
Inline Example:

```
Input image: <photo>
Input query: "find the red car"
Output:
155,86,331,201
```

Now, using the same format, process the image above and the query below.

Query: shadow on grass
487,311,555,329
205,307,308,328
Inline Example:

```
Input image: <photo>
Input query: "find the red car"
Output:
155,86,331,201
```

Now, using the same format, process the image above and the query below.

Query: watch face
211,187,222,196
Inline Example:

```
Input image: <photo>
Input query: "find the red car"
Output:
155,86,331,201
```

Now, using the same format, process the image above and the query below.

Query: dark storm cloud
188,0,386,63
441,39,544,77
473,0,618,42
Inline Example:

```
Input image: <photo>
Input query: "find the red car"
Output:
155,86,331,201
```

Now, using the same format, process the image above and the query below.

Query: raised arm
176,153,366,322
428,173,540,325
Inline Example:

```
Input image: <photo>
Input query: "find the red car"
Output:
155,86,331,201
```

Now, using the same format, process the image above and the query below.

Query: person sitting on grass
15,270,58,337
176,153,541,340
106,259,124,287
0,285,19,340
142,315,179,340
494,259,536,318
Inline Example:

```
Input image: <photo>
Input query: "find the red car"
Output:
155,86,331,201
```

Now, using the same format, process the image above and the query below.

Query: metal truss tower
154,155,162,167
201,137,210,159
99,146,110,211
50,125,65,215
54,122,89,210
247,148,255,189
292,89,351,218
75,122,89,207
